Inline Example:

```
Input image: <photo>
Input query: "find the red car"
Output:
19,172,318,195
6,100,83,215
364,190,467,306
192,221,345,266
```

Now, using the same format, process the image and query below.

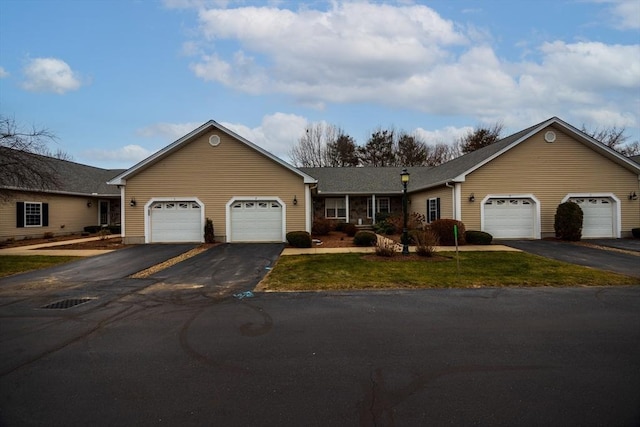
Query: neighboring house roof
301,166,426,195
414,116,640,191
108,120,317,185
303,117,640,195
0,147,123,196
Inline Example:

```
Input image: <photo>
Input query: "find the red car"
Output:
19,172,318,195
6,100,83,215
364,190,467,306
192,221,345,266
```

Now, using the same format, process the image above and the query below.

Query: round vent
209,135,221,146
544,131,556,143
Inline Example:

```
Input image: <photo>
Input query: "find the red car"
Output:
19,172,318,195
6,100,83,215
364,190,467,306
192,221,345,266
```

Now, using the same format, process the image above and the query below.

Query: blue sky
1,0,638,169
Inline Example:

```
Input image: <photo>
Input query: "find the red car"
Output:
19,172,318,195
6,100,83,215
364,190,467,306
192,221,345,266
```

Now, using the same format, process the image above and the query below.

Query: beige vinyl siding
0,191,101,241
124,130,307,242
411,185,454,221
460,126,640,236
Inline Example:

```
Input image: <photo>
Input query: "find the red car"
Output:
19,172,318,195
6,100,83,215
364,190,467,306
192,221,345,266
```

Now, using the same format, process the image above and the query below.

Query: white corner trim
305,185,312,234
480,194,541,239
454,183,462,220
561,192,621,238
120,186,126,238
225,196,287,243
143,197,205,243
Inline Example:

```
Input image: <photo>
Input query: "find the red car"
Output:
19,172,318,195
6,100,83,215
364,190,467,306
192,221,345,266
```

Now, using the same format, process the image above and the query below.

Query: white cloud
606,0,640,30
0,67,9,78
221,112,308,160
136,122,204,140
84,145,154,164
21,57,84,94
414,125,473,146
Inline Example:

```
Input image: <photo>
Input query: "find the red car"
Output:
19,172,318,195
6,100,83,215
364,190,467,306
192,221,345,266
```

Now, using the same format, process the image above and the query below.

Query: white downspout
445,182,458,220
345,194,350,223
305,184,312,233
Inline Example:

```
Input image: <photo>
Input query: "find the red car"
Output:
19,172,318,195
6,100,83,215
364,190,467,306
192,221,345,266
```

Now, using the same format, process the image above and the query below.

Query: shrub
334,221,346,232
344,223,357,237
408,212,426,230
373,220,396,235
375,238,397,257
632,228,640,239
286,231,312,248
554,202,583,241
43,232,54,239
312,218,332,236
353,230,377,247
204,218,215,243
412,229,439,257
84,225,102,234
429,219,466,246
465,230,493,245
98,228,112,240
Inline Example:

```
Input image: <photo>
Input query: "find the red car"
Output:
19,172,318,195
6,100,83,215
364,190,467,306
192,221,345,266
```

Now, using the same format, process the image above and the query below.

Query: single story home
0,148,124,241
2,116,639,243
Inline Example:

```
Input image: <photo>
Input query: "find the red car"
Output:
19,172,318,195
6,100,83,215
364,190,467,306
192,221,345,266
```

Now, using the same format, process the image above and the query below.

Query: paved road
1,285,638,426
503,239,640,278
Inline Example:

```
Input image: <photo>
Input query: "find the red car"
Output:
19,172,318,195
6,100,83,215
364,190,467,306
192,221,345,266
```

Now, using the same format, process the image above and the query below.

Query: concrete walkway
0,235,122,257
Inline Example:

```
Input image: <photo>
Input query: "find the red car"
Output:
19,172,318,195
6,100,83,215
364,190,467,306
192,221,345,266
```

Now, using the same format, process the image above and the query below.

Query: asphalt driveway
503,239,640,278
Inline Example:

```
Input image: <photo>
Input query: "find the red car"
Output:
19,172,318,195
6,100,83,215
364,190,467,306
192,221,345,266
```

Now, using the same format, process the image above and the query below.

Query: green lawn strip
0,255,80,278
262,252,639,290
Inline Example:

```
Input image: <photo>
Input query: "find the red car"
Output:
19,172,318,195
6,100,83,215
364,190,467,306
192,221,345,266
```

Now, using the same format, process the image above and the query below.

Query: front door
99,200,109,226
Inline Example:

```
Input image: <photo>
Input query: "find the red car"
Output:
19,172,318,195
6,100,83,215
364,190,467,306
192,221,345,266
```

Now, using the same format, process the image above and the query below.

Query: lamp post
401,168,410,255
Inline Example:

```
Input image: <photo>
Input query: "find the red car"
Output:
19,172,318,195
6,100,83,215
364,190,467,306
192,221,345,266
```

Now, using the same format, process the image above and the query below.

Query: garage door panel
569,197,614,238
150,201,202,243
484,198,535,239
231,200,282,242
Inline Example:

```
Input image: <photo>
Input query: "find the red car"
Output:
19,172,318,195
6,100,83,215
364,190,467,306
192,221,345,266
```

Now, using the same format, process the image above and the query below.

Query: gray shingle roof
300,166,425,194
1,148,124,196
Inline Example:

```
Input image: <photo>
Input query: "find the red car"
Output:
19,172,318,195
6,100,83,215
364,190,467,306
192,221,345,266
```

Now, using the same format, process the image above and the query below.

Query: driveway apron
503,240,640,278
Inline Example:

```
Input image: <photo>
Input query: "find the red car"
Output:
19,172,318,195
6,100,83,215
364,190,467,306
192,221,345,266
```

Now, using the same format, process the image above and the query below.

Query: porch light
130,198,137,207
469,193,475,202
630,191,638,201
293,195,298,205
401,168,410,255
87,200,92,208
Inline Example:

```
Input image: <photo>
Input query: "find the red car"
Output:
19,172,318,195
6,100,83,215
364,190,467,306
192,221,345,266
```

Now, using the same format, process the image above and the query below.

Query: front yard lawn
260,252,639,290
0,255,80,278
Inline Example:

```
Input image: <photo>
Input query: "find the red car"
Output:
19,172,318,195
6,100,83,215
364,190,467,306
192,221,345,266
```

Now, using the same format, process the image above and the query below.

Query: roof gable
108,120,317,185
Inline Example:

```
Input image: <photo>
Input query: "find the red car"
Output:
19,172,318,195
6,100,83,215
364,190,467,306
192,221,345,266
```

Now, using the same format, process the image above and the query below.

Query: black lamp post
401,168,410,255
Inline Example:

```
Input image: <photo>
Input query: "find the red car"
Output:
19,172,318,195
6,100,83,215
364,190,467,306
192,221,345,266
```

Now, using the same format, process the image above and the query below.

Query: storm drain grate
40,298,94,310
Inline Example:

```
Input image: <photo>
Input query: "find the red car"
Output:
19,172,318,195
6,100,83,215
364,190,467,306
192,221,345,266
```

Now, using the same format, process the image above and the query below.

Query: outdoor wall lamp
87,200,92,208
293,195,298,205
130,198,137,207
630,191,638,201
469,193,475,202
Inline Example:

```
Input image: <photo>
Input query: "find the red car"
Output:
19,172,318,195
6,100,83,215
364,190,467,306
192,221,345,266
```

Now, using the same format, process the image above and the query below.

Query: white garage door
150,201,202,242
484,198,536,239
230,200,283,242
568,197,614,238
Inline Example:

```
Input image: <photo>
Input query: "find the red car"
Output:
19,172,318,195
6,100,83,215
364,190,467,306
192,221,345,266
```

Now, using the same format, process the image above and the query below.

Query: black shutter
436,198,441,220
16,202,25,228
42,203,49,227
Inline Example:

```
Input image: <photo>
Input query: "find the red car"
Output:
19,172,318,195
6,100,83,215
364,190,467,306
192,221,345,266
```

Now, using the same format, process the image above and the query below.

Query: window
325,198,346,219
367,197,390,218
16,202,48,228
427,198,440,223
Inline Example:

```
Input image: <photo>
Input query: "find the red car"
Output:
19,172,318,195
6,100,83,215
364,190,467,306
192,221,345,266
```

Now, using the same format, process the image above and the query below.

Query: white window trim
427,197,440,224
480,194,541,239
367,197,390,219
144,197,205,243
561,193,621,238
225,196,287,243
325,197,347,219
24,201,43,227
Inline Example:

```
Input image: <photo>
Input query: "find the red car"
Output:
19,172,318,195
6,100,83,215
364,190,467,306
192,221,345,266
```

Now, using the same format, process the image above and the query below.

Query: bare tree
425,142,455,166
458,122,504,154
581,125,640,156
289,122,341,167
1,115,62,199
